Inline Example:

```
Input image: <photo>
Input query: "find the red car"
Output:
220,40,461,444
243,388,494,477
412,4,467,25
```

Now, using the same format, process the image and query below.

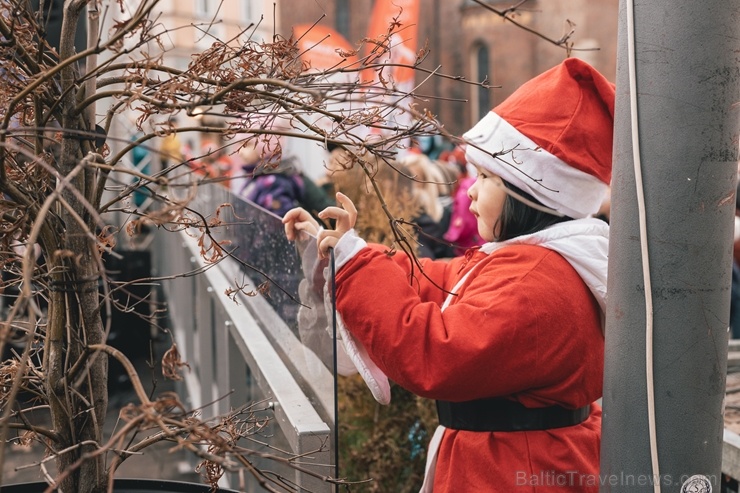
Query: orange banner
364,0,420,86
293,24,358,72
291,25,361,136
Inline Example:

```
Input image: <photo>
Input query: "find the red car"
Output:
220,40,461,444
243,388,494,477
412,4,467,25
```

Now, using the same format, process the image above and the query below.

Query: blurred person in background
237,130,332,219
401,153,454,259
439,145,485,256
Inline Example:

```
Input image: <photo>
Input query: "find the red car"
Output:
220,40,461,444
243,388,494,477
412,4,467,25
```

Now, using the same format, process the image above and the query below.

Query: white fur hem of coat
326,229,392,405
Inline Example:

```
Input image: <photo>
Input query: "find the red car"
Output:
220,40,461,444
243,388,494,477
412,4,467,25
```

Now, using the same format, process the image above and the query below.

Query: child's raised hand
316,192,357,258
283,207,320,241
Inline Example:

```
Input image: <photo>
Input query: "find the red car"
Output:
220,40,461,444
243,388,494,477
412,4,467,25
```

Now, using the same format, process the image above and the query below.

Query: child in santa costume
284,57,614,492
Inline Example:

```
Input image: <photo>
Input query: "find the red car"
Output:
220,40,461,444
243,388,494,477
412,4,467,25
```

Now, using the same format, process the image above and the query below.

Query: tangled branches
0,0,450,491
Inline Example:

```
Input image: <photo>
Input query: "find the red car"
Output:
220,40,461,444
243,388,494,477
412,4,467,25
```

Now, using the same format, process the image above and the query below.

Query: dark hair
494,181,572,242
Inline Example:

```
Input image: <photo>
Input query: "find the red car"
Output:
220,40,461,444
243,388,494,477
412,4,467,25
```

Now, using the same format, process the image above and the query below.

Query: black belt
436,397,590,432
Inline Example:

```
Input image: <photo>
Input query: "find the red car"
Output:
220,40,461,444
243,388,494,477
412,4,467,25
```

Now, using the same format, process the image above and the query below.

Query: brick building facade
279,0,618,136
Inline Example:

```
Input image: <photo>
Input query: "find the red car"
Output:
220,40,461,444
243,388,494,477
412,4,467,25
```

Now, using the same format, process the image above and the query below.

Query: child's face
467,165,507,242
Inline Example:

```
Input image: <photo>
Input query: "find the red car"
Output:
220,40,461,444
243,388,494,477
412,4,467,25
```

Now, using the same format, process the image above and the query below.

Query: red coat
334,239,605,492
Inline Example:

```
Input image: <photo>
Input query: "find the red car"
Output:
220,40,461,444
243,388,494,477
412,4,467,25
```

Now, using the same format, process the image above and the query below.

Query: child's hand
316,192,357,258
283,207,320,241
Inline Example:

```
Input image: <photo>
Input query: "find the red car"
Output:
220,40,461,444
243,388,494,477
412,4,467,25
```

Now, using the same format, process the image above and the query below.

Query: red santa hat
463,58,615,219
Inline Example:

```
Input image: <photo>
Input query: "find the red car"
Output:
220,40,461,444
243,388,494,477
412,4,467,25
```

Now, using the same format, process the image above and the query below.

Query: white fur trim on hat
463,112,609,219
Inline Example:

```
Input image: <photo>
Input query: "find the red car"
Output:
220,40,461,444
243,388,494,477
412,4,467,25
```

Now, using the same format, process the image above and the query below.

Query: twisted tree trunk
45,132,109,493
44,2,110,490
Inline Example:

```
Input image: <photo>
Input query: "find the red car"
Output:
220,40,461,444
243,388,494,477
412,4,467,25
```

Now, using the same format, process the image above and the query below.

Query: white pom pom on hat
463,57,615,219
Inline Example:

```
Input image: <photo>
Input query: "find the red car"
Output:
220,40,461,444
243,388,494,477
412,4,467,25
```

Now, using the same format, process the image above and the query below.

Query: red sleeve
335,245,603,406
360,243,465,306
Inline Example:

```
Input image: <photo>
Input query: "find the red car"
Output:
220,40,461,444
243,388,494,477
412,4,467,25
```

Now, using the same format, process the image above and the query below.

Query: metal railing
151,182,337,492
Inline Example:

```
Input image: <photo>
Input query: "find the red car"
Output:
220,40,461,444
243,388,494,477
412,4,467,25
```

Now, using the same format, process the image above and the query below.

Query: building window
471,42,491,123
242,0,253,22
336,0,350,39
194,0,208,18
193,0,223,49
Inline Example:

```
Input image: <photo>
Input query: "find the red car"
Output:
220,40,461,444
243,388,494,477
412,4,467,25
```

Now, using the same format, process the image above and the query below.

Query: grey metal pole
600,1,740,492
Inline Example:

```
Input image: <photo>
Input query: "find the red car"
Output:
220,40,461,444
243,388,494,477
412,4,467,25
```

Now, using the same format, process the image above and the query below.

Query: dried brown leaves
161,343,190,381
